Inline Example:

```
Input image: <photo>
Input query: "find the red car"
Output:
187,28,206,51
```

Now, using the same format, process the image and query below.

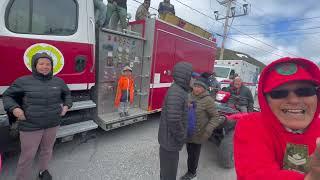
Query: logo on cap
276,63,298,75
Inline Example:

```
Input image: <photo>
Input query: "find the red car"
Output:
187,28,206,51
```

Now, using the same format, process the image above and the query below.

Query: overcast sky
104,0,320,65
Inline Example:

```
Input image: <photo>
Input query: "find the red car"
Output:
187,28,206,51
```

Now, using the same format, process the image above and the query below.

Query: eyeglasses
268,87,318,99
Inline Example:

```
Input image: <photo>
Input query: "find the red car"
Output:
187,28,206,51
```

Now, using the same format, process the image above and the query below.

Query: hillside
216,48,266,71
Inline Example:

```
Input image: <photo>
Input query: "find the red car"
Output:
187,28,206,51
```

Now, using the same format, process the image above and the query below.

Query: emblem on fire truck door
23,43,65,75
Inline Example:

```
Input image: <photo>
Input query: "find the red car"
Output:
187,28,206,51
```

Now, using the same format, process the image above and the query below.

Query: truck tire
90,85,97,103
217,130,234,169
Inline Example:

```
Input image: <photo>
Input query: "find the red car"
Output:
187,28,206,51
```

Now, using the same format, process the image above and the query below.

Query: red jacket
234,58,320,180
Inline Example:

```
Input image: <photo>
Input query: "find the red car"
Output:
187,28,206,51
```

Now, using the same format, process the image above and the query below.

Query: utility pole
219,0,232,60
214,0,249,60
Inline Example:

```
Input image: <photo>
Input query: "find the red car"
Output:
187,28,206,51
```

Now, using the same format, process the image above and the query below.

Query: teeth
288,110,304,113
282,109,305,114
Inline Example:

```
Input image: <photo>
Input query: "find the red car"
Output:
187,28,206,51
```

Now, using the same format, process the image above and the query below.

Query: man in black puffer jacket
158,61,193,180
3,52,72,180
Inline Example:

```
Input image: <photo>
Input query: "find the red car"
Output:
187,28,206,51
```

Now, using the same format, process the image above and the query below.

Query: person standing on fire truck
3,52,72,180
135,0,151,21
158,0,175,19
109,0,128,31
94,0,107,27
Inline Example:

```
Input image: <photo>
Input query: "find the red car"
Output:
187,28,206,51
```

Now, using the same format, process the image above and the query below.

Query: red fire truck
0,0,216,148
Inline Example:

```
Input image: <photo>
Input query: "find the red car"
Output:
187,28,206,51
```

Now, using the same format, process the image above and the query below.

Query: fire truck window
6,0,77,36
6,0,30,33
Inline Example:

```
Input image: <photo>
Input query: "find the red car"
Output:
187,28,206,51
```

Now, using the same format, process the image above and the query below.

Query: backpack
187,101,196,137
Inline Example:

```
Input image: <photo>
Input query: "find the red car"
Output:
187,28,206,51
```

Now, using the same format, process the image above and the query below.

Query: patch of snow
236,53,248,58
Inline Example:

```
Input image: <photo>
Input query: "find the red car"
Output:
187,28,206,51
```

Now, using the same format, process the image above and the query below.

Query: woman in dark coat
3,52,72,180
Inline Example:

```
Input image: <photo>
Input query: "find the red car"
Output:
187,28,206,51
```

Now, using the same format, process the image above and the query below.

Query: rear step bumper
69,100,96,111
56,120,98,138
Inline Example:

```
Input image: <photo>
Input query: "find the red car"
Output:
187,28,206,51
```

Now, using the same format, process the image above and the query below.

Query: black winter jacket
3,53,72,131
158,62,192,151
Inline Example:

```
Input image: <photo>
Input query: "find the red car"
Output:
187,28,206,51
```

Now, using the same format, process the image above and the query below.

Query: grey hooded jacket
3,53,72,131
158,62,192,151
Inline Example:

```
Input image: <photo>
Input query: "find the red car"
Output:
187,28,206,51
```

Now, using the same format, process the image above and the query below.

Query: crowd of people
1,2,320,180
2,53,320,180
94,0,176,31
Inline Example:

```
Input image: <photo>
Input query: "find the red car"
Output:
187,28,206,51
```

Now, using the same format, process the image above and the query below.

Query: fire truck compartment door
95,29,148,127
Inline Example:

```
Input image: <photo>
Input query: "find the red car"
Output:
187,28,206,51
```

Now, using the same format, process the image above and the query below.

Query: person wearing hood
180,76,222,180
234,57,320,180
3,52,72,180
158,62,192,180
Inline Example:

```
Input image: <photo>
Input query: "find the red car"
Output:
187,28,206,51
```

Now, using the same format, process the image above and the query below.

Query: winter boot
39,170,52,180
180,171,197,180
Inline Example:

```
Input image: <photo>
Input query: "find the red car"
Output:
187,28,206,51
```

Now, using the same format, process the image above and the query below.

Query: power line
173,0,302,58
230,26,320,36
216,33,284,57
234,1,246,10
233,16,320,27
227,24,301,57
251,31,320,37
173,0,217,23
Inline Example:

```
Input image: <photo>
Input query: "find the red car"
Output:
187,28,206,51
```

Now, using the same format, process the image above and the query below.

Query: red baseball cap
263,57,320,93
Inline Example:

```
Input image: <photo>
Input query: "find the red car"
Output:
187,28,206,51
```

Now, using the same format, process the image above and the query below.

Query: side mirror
216,91,231,103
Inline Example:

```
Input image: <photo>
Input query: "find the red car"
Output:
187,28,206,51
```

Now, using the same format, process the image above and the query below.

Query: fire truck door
153,31,175,84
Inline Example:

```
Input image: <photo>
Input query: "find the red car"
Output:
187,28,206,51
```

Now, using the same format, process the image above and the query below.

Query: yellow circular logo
24,43,64,75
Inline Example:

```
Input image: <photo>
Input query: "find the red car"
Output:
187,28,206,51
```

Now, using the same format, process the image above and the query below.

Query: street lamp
217,0,234,6
230,7,236,17
214,11,219,20
243,4,248,15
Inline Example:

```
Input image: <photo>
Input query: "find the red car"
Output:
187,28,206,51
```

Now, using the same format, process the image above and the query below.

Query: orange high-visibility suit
114,75,134,107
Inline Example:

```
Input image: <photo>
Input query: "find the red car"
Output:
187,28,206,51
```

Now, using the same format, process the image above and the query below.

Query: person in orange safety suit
114,66,134,117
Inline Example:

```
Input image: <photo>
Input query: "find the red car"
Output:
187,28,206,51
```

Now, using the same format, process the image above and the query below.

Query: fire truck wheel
89,86,97,103
217,130,234,169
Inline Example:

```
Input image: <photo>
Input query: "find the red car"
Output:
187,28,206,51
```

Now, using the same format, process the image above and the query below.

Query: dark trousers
159,146,179,180
186,143,202,175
